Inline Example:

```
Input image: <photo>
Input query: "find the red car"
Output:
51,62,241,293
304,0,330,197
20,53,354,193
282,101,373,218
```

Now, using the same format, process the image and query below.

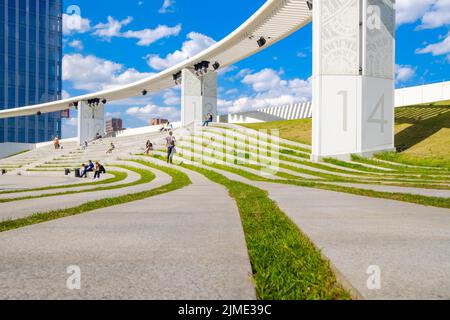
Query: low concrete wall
115,122,182,137
396,81,450,107
35,137,78,149
0,143,36,159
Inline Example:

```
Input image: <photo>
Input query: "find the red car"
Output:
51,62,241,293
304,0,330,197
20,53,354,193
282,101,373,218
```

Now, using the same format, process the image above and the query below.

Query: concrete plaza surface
257,182,450,300
0,168,255,300
0,162,160,221
191,164,450,300
0,174,80,191
0,173,118,200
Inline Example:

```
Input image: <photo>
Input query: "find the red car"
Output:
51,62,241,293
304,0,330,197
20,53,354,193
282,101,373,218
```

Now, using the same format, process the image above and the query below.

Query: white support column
77,101,105,145
312,0,396,161
181,68,217,126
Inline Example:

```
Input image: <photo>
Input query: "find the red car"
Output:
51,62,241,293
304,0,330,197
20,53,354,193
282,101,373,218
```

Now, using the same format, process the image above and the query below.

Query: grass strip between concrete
206,163,450,210
180,162,351,300
160,146,450,208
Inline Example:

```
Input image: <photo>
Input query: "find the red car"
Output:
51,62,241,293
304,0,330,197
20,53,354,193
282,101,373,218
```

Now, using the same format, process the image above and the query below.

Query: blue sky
61,0,450,137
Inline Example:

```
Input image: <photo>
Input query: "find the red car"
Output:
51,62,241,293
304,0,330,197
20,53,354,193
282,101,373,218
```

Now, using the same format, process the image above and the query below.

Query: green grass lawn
379,105,450,168
242,118,313,146
242,105,450,168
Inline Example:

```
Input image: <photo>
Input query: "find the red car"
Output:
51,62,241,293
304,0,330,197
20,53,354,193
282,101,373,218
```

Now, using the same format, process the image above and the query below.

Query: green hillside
242,105,450,168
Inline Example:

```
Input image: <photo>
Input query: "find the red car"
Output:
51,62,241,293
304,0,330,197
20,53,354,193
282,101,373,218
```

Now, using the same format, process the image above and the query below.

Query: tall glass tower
0,0,62,144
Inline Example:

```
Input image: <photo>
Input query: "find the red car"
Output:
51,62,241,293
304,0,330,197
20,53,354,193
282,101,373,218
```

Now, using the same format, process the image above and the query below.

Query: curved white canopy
0,0,312,119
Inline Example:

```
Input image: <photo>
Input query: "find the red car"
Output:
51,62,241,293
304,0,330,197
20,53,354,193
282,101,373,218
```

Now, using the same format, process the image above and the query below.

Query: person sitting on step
144,140,154,155
81,160,94,178
106,143,116,154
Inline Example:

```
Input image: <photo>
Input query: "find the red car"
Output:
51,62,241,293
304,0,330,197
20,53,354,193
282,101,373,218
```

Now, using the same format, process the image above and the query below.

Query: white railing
221,102,313,124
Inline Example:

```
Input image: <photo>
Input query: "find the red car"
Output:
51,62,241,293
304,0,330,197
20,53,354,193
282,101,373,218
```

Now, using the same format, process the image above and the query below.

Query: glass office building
0,0,62,143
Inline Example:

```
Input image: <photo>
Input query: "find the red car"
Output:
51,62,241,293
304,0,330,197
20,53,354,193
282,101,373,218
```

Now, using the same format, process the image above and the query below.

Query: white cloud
62,117,78,138
218,65,237,75
395,0,435,26
68,39,84,50
395,64,416,83
396,0,450,28
62,54,154,91
419,0,450,29
225,88,238,95
93,16,181,46
159,0,176,14
123,24,182,46
147,32,216,70
93,16,132,38
126,104,180,121
242,68,287,92
219,68,312,114
416,31,450,61
227,68,253,81
105,112,123,118
63,13,91,35
162,89,181,106
66,117,78,126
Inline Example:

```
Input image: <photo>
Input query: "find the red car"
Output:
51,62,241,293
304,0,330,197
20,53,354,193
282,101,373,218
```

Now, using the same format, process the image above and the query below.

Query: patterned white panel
78,103,105,144
182,69,202,96
203,72,218,97
364,0,395,79
202,96,217,120
320,0,360,76
181,69,217,125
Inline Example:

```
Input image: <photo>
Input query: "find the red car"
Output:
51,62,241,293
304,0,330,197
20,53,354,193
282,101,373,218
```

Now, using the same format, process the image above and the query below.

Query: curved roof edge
0,0,312,119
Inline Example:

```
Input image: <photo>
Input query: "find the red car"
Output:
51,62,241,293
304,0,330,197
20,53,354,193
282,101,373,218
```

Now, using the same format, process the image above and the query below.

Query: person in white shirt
165,132,176,164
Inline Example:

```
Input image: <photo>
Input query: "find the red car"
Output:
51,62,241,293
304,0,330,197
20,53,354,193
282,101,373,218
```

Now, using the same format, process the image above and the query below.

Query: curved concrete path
0,162,162,221
0,159,255,300
0,169,129,200
332,182,450,198
0,174,80,191
255,183,450,300
184,162,450,299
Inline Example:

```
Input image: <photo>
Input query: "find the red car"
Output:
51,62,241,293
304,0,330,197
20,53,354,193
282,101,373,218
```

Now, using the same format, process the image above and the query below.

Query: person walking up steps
165,131,176,164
